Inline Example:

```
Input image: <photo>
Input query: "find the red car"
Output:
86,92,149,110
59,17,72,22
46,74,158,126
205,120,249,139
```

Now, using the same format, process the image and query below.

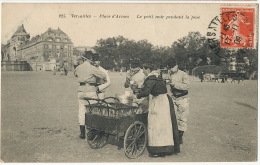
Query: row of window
44,51,72,57
21,49,72,55
19,43,43,53
47,37,68,42
18,43,72,56
17,37,27,42
44,44,72,50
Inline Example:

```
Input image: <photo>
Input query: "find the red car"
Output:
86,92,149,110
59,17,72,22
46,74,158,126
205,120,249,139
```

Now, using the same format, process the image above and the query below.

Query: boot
79,125,86,139
179,130,184,144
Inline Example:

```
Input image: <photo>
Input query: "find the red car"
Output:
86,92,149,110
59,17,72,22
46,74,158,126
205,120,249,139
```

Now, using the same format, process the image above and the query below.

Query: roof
12,24,29,38
44,27,66,35
42,27,73,44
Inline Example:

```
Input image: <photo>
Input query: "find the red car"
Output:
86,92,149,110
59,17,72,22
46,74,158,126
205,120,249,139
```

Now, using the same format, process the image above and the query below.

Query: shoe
171,150,178,155
179,130,184,144
79,125,86,139
149,153,165,158
79,134,85,139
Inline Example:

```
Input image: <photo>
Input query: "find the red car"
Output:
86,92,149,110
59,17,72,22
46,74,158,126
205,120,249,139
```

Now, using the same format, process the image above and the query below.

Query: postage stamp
220,8,255,48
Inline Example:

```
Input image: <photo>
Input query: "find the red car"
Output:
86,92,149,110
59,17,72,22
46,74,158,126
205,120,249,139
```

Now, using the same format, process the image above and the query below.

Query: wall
1,61,32,71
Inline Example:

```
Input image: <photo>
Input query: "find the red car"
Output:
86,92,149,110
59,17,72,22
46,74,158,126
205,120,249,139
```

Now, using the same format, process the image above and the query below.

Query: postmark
206,7,256,58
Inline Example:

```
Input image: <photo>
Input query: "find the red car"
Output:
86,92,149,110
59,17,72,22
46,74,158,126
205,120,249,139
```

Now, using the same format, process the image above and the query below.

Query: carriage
84,97,148,159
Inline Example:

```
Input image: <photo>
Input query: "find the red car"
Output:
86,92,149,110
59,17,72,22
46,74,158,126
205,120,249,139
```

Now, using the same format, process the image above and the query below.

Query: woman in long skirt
136,63,180,157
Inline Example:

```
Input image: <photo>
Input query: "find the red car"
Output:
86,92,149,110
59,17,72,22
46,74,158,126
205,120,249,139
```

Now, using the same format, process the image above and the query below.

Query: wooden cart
84,97,148,159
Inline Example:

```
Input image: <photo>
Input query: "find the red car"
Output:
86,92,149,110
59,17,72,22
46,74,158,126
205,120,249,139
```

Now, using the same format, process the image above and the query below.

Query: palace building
2,24,74,71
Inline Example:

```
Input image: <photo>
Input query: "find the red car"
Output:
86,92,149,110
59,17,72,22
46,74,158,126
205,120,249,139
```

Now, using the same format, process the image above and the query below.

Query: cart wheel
124,121,147,159
87,129,109,149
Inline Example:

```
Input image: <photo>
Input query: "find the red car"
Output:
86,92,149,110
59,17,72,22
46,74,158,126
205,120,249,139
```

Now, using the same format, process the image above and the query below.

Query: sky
1,3,258,47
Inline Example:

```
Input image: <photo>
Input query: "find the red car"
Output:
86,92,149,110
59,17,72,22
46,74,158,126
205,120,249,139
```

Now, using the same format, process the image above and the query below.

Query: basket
86,102,139,118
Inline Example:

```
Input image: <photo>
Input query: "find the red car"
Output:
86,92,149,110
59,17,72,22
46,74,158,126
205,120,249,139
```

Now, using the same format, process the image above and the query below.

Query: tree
150,46,173,68
171,32,208,72
170,32,231,73
94,36,153,70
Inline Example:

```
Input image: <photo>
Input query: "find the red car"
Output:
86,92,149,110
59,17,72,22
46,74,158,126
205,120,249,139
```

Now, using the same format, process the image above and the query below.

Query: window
44,44,48,49
48,37,53,41
68,52,71,57
56,38,61,42
68,46,71,50
52,45,56,49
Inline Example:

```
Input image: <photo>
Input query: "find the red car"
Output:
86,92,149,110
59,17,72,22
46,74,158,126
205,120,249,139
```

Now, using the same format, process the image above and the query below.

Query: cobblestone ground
1,71,258,163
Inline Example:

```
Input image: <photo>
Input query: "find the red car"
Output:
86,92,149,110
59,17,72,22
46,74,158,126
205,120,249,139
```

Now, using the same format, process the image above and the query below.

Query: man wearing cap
74,51,106,139
167,58,190,144
124,59,148,113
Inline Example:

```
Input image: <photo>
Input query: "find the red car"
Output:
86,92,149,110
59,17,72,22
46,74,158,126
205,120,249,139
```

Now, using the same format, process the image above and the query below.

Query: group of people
74,51,190,158
53,66,68,76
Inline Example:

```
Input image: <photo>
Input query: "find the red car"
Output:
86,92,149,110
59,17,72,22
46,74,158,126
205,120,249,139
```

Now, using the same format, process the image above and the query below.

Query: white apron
148,94,174,146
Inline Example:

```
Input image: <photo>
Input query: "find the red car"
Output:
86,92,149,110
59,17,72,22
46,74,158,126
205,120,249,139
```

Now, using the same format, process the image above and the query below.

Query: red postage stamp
220,8,255,48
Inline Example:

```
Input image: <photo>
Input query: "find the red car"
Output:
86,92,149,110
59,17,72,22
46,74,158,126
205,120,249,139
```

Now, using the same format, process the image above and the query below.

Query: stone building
2,24,74,71
4,24,30,61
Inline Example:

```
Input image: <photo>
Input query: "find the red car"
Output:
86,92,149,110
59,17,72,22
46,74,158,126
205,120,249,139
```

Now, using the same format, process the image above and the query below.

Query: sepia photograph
1,2,258,163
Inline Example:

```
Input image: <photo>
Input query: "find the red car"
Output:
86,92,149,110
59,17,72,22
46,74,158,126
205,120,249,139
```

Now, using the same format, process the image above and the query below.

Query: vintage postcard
1,3,258,163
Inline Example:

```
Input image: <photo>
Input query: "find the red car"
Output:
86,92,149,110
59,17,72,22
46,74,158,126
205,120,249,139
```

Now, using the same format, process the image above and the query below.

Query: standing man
64,65,68,76
167,58,190,144
199,72,204,82
53,66,56,75
74,51,106,139
124,59,148,112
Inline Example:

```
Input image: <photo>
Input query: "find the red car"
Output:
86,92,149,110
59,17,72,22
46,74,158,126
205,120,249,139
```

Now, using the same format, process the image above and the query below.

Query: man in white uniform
124,59,148,112
74,51,106,139
167,58,190,144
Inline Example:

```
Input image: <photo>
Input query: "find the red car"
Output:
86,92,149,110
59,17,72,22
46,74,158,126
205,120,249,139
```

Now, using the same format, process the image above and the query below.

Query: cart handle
102,97,120,103
83,97,109,115
83,97,119,105
82,97,103,102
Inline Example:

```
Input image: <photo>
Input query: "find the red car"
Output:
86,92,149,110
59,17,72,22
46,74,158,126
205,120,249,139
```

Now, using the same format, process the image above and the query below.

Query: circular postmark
207,7,255,58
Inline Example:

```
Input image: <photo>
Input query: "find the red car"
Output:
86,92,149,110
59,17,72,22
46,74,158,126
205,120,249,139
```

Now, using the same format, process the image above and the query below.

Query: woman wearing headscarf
136,63,180,157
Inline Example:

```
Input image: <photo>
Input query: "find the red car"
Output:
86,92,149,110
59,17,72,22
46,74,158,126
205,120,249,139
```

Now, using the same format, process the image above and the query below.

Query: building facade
3,25,74,71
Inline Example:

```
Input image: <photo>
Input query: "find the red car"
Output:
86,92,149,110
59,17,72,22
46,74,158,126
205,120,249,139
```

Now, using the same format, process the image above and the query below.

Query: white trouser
173,97,189,131
78,91,98,125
